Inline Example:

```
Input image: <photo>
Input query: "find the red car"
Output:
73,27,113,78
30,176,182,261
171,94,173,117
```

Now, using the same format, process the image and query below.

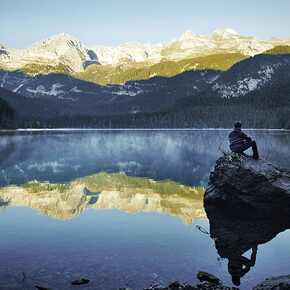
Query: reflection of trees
0,172,206,224
0,131,289,189
0,135,17,165
205,205,290,286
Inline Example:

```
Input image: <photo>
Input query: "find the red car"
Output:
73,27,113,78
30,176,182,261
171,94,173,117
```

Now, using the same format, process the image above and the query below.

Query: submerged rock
143,277,238,289
197,271,220,284
35,286,51,290
204,155,290,219
253,274,290,289
71,278,90,285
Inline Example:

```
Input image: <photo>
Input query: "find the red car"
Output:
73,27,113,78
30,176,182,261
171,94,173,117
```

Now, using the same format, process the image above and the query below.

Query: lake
0,129,289,289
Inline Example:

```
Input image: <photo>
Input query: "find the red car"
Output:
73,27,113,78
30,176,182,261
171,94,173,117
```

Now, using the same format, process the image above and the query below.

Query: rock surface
252,274,290,289
197,271,220,284
204,155,290,219
71,278,90,285
142,278,238,290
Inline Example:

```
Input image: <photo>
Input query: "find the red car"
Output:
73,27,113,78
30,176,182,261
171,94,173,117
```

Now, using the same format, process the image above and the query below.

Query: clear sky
1,0,289,49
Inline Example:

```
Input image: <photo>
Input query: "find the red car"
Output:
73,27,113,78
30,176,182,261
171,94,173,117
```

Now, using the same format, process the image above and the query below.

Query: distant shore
0,128,289,132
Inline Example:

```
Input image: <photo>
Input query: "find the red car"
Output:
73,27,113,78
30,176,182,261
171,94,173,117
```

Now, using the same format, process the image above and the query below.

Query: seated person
228,121,259,159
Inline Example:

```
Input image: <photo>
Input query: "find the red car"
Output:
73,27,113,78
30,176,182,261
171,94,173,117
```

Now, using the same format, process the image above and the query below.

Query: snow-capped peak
26,33,83,52
212,28,239,37
266,37,290,45
180,30,196,41
0,28,278,74
16,33,98,72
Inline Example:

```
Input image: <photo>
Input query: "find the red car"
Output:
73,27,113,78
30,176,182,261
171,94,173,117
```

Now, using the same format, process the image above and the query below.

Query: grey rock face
252,274,290,289
204,155,290,219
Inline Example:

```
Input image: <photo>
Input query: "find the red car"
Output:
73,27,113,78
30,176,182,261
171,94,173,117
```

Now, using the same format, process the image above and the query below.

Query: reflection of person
228,245,258,286
228,121,259,159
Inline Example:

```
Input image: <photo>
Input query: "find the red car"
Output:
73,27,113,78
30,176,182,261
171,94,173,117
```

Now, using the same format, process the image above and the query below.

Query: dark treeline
17,91,290,129
1,72,289,129
0,97,17,129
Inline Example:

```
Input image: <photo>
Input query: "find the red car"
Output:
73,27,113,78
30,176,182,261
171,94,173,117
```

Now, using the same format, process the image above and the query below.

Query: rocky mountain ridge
1,29,289,83
0,53,289,116
0,172,206,224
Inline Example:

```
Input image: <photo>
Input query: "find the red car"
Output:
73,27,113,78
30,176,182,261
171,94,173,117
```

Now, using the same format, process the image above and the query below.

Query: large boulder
204,155,290,219
252,274,290,289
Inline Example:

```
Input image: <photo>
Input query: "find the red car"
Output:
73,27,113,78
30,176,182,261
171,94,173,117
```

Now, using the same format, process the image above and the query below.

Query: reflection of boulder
0,172,206,224
204,156,290,219
253,274,290,289
205,205,290,286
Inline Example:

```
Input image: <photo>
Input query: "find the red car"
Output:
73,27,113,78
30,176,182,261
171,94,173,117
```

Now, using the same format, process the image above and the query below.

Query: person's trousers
235,140,259,156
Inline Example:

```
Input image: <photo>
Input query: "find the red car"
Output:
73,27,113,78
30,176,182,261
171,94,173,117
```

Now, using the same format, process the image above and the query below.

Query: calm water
0,129,289,289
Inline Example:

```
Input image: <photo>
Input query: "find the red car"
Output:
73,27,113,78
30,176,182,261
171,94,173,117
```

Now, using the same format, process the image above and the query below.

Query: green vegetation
263,45,290,55
18,171,205,199
74,53,248,85
20,62,69,76
0,172,205,221
23,180,70,194
2,48,288,86
77,172,205,199
218,145,241,162
3,53,247,85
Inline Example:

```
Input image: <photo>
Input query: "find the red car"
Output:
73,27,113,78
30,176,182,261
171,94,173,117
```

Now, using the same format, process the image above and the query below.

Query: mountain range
1,29,290,85
0,172,206,224
0,29,289,129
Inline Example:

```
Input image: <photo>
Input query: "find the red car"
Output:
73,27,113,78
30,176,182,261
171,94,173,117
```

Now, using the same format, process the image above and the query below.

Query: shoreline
1,128,289,132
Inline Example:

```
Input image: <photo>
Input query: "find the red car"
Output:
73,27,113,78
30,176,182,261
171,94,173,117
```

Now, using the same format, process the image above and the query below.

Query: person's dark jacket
228,128,251,152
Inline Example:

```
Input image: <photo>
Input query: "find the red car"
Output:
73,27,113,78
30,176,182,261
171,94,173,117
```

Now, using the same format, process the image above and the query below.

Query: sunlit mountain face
0,172,206,224
0,29,289,85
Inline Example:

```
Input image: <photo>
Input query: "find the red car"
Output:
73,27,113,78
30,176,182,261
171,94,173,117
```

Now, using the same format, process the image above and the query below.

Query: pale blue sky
1,0,289,49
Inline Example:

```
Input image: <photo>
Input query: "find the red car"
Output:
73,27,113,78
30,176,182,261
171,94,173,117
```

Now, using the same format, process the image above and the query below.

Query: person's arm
241,132,251,142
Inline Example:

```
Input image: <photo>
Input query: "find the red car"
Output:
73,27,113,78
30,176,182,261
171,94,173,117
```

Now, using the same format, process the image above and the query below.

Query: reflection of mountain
0,172,206,224
205,205,290,286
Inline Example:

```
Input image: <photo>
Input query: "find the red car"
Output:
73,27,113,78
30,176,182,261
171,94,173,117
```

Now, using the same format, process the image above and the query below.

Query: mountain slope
0,53,289,128
0,33,99,73
263,45,290,55
0,68,221,117
74,53,247,85
211,54,290,98
1,29,287,85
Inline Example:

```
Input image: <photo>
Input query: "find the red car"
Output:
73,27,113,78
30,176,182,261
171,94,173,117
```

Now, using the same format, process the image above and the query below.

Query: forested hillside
0,96,16,129
0,53,289,129
12,83,289,129
73,53,247,85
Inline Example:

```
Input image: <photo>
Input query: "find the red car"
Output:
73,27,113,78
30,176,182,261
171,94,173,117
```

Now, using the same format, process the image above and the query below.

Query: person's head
232,275,241,286
234,121,242,129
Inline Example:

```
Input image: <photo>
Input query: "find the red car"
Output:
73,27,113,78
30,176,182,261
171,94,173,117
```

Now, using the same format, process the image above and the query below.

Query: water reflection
0,172,206,225
205,205,290,286
0,130,289,188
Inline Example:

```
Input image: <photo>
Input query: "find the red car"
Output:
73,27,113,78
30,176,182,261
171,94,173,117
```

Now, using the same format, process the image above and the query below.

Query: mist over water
1,129,289,187
0,130,289,289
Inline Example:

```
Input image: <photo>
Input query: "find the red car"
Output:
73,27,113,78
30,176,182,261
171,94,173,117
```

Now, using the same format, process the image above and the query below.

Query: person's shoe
253,155,259,160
